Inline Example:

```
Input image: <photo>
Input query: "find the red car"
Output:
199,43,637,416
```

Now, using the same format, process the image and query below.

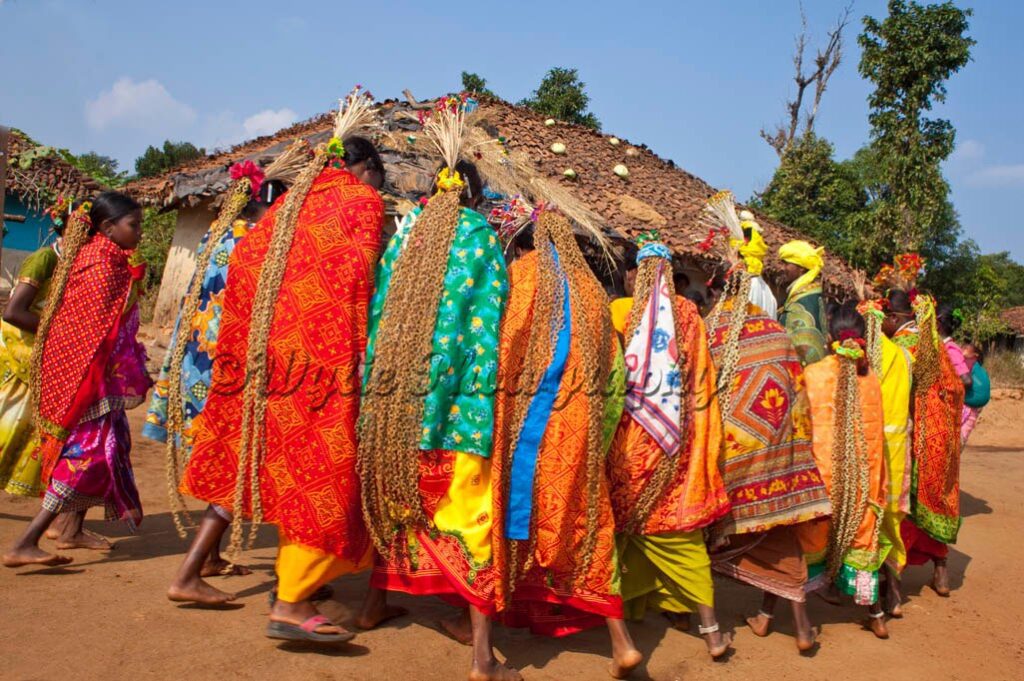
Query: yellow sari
878,335,913,569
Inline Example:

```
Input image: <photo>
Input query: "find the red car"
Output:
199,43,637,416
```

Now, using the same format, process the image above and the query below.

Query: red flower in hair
838,329,864,344
229,160,264,200
908,287,919,304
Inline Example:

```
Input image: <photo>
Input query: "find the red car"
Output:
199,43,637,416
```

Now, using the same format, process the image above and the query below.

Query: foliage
136,207,177,322
64,151,126,187
858,0,974,253
460,71,495,98
134,140,205,178
519,67,600,130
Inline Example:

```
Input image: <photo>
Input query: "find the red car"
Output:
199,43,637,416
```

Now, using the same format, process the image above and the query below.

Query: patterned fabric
778,286,828,366
609,295,730,535
0,245,59,497
370,450,498,613
800,356,887,604
37,234,149,486
708,302,830,537
492,250,624,633
364,206,507,457
182,167,383,561
621,264,682,455
143,219,251,452
42,409,142,529
911,328,965,544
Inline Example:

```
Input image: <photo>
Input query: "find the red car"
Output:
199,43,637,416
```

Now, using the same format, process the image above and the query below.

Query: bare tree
761,3,853,157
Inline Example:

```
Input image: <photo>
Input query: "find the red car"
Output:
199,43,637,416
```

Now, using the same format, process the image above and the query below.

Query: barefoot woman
180,90,386,640
607,232,733,660
3,193,151,568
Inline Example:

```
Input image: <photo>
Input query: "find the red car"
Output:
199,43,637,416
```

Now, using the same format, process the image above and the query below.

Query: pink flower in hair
229,160,265,200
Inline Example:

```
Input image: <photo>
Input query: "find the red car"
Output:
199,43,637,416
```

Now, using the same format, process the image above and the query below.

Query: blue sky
1,0,1020,260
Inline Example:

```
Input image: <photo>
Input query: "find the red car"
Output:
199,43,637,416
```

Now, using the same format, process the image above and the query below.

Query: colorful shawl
609,295,730,535
622,262,681,455
801,356,887,601
182,167,383,560
909,302,965,544
708,301,830,537
363,206,507,457
37,234,148,484
143,219,251,451
778,285,828,366
492,249,624,626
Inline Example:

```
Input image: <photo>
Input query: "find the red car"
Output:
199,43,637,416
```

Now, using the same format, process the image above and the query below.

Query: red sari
182,167,382,561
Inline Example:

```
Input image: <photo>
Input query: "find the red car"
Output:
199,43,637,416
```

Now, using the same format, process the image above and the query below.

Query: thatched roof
124,96,861,294
1001,306,1024,335
5,130,105,210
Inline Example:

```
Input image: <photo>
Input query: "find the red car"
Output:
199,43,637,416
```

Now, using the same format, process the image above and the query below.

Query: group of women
0,92,983,681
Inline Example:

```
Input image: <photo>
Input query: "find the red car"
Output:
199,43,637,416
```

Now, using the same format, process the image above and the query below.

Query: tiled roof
5,130,104,209
123,97,861,293
1001,306,1024,334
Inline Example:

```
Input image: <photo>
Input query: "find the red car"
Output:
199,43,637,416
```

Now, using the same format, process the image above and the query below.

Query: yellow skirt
0,374,42,497
618,531,714,619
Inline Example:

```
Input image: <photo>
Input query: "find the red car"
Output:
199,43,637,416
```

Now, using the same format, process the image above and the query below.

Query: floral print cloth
364,206,507,458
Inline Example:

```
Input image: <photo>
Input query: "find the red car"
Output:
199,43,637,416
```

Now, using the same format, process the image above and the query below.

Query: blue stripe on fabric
505,253,571,540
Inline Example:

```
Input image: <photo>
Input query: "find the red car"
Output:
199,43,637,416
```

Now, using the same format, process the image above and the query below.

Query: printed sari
36,234,150,527
0,245,58,496
367,206,508,613
491,249,624,636
706,301,830,601
800,356,887,605
183,168,383,591
143,219,251,454
608,293,729,618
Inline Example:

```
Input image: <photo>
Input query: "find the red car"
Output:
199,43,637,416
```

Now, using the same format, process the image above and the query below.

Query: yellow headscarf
730,217,768,276
778,240,824,298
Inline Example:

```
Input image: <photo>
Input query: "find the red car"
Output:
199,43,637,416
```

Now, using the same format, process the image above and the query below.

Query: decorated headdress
857,299,887,376
778,240,825,297
226,86,381,555
872,252,924,294
45,195,73,230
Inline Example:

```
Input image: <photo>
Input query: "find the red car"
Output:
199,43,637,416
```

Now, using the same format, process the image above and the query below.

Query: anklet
698,623,720,635
757,611,774,619
868,611,886,619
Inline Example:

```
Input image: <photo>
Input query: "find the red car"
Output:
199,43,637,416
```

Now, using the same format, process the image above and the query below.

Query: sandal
266,615,355,643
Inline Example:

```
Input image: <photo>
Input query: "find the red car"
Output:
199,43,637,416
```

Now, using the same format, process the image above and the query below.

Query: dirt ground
1,395,1022,681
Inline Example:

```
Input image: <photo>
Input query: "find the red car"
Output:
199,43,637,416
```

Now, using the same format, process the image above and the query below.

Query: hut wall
151,201,214,328
1,196,54,291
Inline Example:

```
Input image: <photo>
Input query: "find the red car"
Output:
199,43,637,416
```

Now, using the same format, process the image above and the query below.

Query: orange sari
492,250,623,635
182,167,382,563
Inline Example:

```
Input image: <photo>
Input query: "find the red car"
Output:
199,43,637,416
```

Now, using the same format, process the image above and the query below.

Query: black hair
707,274,727,294
431,159,482,203
673,270,691,292
963,341,985,365
935,303,960,337
828,300,867,341
888,289,912,315
88,191,141,235
621,242,639,271
683,288,705,308
512,225,535,253
344,135,386,182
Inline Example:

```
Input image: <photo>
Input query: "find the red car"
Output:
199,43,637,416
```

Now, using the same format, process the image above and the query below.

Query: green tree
136,207,178,322
67,151,126,186
753,133,868,264
925,239,1014,342
134,140,205,178
461,71,495,98
858,0,974,254
519,67,600,130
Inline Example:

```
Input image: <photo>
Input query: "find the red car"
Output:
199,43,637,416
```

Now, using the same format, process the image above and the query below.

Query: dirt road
2,396,1022,681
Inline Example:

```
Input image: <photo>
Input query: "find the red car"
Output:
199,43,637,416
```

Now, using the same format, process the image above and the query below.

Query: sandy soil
1,395,1022,681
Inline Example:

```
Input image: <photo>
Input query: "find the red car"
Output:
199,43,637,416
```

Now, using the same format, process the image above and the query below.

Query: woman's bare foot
55,529,112,551
468,659,523,681
662,611,690,631
867,616,889,639
931,560,951,597
746,612,772,637
354,603,409,630
2,546,74,568
199,556,251,578
795,625,820,653
167,576,236,605
608,648,643,679
437,611,473,645
704,630,733,659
